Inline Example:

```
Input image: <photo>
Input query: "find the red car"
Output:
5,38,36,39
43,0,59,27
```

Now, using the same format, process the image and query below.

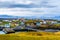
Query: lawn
0,32,60,40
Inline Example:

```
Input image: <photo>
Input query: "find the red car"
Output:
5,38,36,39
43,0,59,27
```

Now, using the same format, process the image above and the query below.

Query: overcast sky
0,0,60,17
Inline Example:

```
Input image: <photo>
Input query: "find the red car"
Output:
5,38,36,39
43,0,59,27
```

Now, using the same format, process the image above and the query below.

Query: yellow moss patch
0,32,60,40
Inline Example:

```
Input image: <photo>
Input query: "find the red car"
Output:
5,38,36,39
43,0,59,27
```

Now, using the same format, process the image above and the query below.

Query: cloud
0,0,60,17
0,8,49,16
0,0,57,8
0,0,33,5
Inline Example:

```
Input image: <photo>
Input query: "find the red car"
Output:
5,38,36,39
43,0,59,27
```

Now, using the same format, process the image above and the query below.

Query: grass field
0,32,60,40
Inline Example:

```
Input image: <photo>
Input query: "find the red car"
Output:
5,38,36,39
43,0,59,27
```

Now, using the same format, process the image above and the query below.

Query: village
0,18,60,34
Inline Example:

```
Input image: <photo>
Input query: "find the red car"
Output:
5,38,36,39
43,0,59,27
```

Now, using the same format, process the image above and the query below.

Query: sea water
0,31,5,34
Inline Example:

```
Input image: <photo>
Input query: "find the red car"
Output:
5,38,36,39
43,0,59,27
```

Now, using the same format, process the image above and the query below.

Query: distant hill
0,15,60,20
0,15,19,18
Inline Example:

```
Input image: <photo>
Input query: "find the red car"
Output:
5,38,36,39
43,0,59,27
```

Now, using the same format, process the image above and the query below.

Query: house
10,22,19,28
43,19,57,24
4,23,10,28
36,22,41,26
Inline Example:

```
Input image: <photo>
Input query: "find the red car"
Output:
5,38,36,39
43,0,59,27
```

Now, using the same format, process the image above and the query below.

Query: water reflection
0,29,59,34
0,31,5,34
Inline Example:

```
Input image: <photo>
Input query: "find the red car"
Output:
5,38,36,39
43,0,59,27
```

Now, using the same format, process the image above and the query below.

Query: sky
0,0,60,17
